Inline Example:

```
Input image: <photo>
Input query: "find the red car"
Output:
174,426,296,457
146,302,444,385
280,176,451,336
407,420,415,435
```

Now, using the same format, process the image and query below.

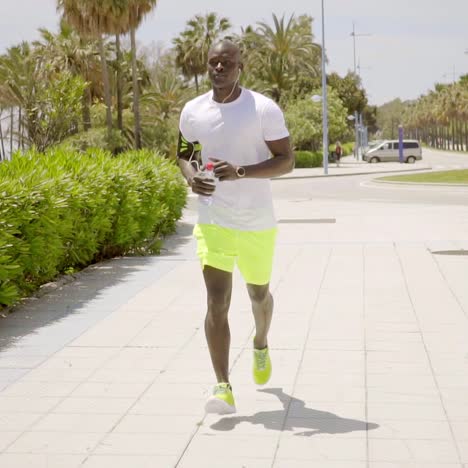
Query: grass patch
380,169,468,184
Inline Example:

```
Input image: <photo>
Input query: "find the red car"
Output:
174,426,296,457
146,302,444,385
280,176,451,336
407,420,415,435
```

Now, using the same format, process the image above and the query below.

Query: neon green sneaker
205,383,236,414
253,345,272,385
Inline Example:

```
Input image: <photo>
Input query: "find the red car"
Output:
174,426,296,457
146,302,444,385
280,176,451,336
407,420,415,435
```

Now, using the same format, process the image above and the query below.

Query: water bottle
199,162,216,206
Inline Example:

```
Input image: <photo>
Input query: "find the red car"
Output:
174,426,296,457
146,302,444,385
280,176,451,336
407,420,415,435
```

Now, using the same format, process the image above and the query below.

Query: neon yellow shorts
193,224,278,285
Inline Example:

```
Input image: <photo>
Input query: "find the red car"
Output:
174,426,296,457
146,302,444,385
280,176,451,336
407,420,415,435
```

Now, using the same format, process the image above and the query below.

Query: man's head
207,39,243,91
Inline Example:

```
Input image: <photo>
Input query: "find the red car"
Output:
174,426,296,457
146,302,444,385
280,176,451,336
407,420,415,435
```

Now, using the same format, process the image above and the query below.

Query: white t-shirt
179,88,289,231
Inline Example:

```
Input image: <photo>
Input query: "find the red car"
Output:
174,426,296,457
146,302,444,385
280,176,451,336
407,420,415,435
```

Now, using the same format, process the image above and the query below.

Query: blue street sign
398,125,404,163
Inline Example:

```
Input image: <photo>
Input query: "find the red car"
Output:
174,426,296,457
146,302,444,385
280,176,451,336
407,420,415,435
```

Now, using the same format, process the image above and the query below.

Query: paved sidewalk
1,163,468,467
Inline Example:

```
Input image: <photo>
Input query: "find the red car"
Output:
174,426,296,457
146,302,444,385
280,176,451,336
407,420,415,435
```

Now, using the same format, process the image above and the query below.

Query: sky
1,0,467,106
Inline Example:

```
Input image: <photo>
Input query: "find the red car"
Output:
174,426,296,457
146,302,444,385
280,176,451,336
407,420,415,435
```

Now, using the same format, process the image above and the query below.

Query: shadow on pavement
0,220,195,352
211,387,379,436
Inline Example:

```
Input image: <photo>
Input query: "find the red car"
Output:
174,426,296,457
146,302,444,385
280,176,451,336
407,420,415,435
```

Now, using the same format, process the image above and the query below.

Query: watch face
237,166,245,177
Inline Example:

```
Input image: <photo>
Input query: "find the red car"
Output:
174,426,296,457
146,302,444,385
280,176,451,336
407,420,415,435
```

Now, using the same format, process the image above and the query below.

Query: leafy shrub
0,148,187,307
59,127,128,154
295,151,323,168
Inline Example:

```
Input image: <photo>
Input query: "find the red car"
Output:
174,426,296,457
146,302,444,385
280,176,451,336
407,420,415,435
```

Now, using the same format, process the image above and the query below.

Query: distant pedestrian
335,141,342,167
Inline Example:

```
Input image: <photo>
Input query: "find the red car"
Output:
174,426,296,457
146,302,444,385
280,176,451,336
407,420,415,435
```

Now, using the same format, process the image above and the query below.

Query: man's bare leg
247,283,273,349
203,266,233,383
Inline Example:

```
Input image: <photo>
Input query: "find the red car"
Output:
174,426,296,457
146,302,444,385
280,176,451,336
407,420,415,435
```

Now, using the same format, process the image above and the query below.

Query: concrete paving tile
296,371,364,386
275,435,366,461
182,434,277,459
0,413,43,432
293,384,365,402
369,464,461,468
451,421,468,441
87,367,158,383
178,456,272,468
113,414,201,433
20,366,95,382
81,455,179,468
70,382,149,399
52,346,119,360
305,340,364,351
0,380,78,397
366,374,437,389
274,462,366,468
144,382,211,399
30,413,122,433
458,440,468,463
93,433,189,455
156,369,216,384
52,397,135,415
367,388,440,403
444,403,468,421
288,400,366,421
0,454,86,468
368,402,447,421
101,347,175,370
368,439,460,463
0,432,21,451
5,431,104,454
129,397,205,416
0,355,47,368
282,417,371,437
0,396,61,413
367,420,453,439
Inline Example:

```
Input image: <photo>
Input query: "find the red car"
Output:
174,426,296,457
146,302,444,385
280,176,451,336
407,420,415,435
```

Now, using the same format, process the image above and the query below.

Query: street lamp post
320,0,328,175
350,22,371,161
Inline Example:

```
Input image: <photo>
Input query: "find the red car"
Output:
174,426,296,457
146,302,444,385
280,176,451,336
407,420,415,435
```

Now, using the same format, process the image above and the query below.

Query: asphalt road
272,148,468,207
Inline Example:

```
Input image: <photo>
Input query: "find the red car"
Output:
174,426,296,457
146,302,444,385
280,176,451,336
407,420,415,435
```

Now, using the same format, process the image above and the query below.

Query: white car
363,140,422,164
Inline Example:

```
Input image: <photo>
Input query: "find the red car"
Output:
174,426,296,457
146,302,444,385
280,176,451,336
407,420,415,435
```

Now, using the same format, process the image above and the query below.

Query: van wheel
369,157,380,164
406,156,416,164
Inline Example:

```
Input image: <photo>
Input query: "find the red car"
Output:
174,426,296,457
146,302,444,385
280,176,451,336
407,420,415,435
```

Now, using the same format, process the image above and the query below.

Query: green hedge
295,151,323,168
295,142,354,168
0,148,187,307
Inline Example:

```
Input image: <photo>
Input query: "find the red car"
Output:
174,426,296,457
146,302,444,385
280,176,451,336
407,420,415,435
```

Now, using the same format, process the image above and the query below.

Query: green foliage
0,147,187,307
59,127,128,154
294,150,323,168
27,71,87,151
285,87,349,151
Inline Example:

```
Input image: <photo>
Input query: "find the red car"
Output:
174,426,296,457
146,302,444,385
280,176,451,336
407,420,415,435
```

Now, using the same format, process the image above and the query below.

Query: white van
363,140,422,164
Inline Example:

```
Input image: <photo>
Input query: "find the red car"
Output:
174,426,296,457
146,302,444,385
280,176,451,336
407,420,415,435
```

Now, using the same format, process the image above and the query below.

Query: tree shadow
210,387,379,436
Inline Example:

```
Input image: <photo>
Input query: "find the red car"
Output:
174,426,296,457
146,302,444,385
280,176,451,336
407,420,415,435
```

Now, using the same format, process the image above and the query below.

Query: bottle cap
205,162,214,170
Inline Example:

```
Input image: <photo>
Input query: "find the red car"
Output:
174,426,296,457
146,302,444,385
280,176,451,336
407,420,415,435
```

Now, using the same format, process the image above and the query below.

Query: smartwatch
236,166,246,178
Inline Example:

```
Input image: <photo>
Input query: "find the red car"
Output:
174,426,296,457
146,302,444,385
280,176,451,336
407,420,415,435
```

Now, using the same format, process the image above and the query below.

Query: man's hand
209,158,239,181
190,170,216,196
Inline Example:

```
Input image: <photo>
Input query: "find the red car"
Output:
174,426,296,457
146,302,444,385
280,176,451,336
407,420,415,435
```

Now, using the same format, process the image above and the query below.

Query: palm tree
173,13,231,93
240,14,321,102
57,0,115,139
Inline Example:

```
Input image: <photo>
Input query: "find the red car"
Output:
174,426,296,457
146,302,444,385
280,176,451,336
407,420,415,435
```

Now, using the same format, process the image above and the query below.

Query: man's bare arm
211,136,294,181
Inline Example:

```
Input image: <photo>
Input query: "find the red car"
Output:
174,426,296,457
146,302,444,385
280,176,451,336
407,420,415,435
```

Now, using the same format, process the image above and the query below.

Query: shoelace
214,384,231,395
255,349,267,370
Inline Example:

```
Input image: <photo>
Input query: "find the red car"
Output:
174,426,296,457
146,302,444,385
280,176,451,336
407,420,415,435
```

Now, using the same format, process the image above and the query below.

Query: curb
274,166,433,181
372,178,468,188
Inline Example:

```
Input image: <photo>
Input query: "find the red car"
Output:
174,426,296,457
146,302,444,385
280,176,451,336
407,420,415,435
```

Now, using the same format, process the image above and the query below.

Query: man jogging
177,39,294,415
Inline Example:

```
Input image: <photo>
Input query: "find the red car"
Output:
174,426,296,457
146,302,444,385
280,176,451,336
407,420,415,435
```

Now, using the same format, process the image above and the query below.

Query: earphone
222,68,242,103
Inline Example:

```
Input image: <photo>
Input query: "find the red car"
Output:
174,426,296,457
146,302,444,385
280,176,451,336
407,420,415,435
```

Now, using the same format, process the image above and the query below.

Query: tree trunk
18,108,22,151
0,110,5,160
465,121,468,152
82,85,92,131
116,34,123,131
98,35,113,139
194,74,199,94
130,28,141,149
10,108,14,155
